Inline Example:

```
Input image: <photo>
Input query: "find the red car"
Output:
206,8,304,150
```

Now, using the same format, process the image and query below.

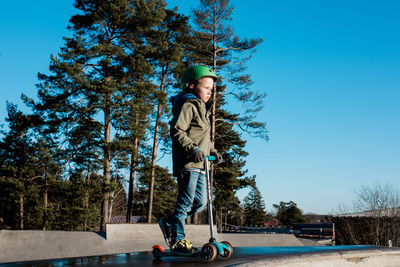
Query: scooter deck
153,157,234,263
163,247,201,257
152,245,201,259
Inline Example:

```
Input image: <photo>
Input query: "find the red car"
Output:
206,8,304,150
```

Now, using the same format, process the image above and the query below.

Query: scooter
152,155,233,263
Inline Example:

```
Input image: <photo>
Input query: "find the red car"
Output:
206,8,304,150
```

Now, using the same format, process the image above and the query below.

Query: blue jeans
167,169,208,244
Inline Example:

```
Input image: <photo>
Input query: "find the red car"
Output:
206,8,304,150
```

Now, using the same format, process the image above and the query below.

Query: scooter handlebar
206,155,216,161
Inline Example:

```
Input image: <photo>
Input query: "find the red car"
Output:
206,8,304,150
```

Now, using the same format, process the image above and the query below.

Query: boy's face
193,77,214,103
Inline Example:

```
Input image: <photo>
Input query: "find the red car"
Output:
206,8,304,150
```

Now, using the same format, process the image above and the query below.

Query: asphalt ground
2,245,388,267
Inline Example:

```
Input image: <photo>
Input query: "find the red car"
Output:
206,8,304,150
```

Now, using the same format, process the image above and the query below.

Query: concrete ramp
0,224,215,263
106,223,214,251
1,224,305,263
106,224,303,249
0,230,108,263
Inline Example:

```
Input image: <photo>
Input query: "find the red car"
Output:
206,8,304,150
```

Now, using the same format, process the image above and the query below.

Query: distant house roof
265,217,278,227
110,216,144,223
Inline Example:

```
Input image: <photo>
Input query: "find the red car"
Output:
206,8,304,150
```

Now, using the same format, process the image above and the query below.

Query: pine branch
220,91,253,111
215,46,244,53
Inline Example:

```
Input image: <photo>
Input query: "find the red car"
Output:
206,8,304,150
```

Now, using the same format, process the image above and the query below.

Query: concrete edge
234,248,400,266
0,224,303,263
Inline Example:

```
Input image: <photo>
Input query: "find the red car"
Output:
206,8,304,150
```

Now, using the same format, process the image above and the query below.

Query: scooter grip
207,155,216,161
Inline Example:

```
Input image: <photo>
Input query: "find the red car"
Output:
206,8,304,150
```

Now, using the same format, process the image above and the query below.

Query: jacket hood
172,93,198,106
171,93,200,118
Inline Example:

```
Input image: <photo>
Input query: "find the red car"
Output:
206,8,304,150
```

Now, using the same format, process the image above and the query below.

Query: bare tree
334,182,400,246
354,182,400,217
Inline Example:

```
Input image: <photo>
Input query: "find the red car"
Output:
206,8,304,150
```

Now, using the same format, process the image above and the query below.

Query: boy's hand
211,151,223,164
191,148,205,163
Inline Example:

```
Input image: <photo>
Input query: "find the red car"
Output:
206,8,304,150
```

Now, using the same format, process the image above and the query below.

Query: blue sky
1,1,399,214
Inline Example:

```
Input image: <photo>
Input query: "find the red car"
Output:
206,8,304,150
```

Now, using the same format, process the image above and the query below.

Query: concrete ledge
0,230,108,263
0,224,305,263
105,223,216,255
106,223,214,246
235,249,400,266
0,224,216,263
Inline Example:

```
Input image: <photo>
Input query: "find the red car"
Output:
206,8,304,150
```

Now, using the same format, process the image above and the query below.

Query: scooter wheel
219,241,233,260
201,243,217,263
152,247,163,259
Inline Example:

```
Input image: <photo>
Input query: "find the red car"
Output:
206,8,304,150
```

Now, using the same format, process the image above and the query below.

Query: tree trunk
19,192,24,230
147,74,166,223
109,190,114,220
43,175,48,230
43,178,48,208
225,206,228,231
147,103,162,223
210,11,218,198
147,74,167,223
101,93,111,232
83,170,91,231
126,127,139,223
219,209,223,231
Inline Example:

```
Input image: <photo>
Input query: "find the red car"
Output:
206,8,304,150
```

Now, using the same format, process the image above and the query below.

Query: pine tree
144,7,189,222
185,0,268,225
151,166,177,219
0,103,59,229
242,180,268,227
191,0,267,142
24,0,166,231
0,103,103,230
213,101,250,227
113,0,169,223
0,103,36,229
273,201,306,227
133,163,177,221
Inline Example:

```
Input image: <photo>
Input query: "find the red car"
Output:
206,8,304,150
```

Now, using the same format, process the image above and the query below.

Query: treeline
0,0,268,231
333,216,400,247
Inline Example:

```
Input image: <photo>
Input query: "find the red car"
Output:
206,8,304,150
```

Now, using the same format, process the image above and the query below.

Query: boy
159,65,223,253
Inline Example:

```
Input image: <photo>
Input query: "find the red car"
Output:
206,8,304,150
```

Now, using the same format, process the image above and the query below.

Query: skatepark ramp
0,224,303,263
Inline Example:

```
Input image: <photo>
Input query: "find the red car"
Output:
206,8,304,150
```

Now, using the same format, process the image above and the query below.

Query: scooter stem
205,156,216,242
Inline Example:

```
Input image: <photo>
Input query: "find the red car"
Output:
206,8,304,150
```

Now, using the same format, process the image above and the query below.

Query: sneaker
171,239,194,254
158,217,171,246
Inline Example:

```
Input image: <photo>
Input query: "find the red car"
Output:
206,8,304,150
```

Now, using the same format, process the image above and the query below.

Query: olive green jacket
170,93,217,176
